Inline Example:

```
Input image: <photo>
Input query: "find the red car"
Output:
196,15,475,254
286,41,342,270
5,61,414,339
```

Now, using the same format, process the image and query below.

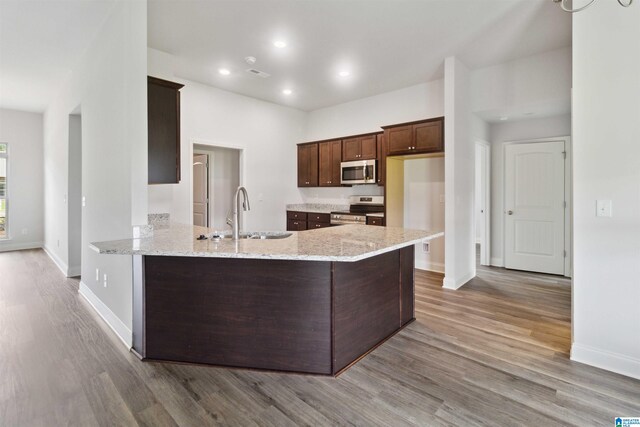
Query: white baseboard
0,240,43,253
571,343,640,381
43,245,69,276
415,259,445,273
490,257,504,267
442,270,475,290
79,281,132,350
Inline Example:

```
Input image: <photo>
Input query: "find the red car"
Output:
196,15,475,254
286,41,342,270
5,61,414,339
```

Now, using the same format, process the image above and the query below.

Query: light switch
596,200,612,217
82,196,86,207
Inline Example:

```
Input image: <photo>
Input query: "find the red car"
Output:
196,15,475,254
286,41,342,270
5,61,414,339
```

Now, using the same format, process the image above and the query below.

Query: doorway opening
475,141,491,266
68,108,82,277
191,143,242,230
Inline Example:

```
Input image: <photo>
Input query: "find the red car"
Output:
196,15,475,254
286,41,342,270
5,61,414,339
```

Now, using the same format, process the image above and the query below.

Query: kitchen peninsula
91,224,443,375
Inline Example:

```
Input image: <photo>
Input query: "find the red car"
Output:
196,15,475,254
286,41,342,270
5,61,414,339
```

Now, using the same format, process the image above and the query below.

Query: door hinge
563,201,567,208
562,151,566,159
564,250,567,258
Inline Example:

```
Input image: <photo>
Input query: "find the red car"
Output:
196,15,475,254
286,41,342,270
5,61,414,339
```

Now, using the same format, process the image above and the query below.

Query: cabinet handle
294,221,298,225
315,224,321,228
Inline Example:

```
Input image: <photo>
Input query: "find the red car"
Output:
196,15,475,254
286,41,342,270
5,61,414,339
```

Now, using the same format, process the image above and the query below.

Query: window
0,143,7,239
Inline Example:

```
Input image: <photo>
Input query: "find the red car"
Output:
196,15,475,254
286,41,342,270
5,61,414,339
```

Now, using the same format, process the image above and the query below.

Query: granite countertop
90,223,443,262
286,203,348,214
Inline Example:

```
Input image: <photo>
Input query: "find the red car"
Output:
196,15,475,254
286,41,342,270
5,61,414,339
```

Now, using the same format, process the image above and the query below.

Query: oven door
340,160,376,185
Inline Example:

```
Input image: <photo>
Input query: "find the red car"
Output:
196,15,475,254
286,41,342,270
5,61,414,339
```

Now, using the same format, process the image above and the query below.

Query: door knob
508,210,513,215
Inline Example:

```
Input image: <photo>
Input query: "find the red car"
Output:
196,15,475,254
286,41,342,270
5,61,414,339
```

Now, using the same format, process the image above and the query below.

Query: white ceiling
148,0,572,111
0,0,570,114
0,0,116,112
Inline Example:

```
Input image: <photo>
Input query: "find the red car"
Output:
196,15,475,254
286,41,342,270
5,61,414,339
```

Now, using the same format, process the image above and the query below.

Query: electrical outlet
439,194,445,204
21,228,28,235
103,273,108,288
423,242,430,253
96,268,99,281
596,200,612,217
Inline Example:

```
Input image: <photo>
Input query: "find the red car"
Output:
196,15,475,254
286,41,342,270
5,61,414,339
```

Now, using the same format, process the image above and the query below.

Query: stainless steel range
330,195,384,225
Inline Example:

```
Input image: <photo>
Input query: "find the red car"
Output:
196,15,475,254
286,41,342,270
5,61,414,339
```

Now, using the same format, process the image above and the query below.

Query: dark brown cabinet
366,216,385,226
148,76,184,184
384,117,444,156
342,135,377,161
297,143,319,187
376,132,385,186
318,139,342,186
286,211,332,231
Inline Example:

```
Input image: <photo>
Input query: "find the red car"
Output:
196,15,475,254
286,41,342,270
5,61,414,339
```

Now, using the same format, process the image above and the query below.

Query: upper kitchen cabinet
297,143,319,187
383,117,444,156
376,132,385,186
148,76,184,184
318,139,342,187
342,134,377,161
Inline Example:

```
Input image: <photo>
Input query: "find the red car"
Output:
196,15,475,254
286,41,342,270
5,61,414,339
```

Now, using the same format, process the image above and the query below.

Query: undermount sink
208,231,292,241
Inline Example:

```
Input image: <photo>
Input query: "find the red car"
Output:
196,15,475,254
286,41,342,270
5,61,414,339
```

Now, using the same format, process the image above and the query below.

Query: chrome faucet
231,186,250,240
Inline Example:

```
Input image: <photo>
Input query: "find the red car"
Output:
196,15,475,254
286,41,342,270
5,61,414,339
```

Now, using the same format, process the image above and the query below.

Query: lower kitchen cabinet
287,211,332,231
366,216,385,226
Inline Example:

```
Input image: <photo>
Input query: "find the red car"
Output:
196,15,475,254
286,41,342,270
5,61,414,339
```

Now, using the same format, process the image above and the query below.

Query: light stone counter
285,203,348,214
90,223,443,262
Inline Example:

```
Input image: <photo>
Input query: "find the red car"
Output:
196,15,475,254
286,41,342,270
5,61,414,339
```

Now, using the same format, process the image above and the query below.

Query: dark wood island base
132,246,415,376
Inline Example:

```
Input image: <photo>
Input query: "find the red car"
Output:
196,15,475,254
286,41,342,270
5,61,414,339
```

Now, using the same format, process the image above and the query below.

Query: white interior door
504,141,565,275
193,154,208,227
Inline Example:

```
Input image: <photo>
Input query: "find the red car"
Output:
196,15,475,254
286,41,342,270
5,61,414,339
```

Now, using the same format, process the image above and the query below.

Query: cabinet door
386,125,413,155
414,120,443,153
360,136,377,160
319,140,341,186
287,219,308,231
297,144,318,187
376,133,385,186
342,138,361,161
148,77,183,184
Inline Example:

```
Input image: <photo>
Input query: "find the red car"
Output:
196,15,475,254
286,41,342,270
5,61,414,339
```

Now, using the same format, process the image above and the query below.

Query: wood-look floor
1,249,639,426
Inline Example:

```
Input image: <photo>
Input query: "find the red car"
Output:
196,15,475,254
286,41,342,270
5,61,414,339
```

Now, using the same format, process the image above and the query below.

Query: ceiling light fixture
273,40,287,48
218,68,231,75
338,70,350,77
245,56,256,65
499,116,509,121
282,89,293,95
552,0,632,13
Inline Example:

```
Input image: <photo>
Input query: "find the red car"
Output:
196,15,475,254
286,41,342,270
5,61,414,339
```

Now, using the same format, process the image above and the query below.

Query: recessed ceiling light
338,70,350,77
273,40,287,48
218,68,231,76
282,89,293,95
499,116,508,121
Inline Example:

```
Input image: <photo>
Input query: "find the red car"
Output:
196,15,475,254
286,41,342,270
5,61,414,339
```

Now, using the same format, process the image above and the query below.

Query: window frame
0,142,8,240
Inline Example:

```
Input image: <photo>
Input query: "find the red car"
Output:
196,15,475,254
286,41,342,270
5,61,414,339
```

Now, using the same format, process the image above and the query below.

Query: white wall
148,48,306,232
0,108,44,252
571,2,640,380
404,157,445,272
43,1,147,337
443,57,476,289
67,114,81,274
488,114,571,265
471,46,572,120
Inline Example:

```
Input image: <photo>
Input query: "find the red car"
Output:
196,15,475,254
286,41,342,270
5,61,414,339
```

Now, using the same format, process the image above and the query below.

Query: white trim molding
416,260,445,274
571,342,640,381
79,281,132,349
491,257,504,267
442,271,475,290
43,244,68,275
0,240,43,253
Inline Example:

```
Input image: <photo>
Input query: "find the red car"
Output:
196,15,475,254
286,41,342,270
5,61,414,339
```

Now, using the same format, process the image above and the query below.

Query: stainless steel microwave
340,159,376,185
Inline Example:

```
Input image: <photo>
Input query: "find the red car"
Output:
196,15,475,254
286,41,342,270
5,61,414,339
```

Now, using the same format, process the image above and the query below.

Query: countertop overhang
90,223,443,262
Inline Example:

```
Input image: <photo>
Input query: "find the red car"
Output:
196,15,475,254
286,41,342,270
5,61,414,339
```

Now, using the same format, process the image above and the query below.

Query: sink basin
208,231,292,241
